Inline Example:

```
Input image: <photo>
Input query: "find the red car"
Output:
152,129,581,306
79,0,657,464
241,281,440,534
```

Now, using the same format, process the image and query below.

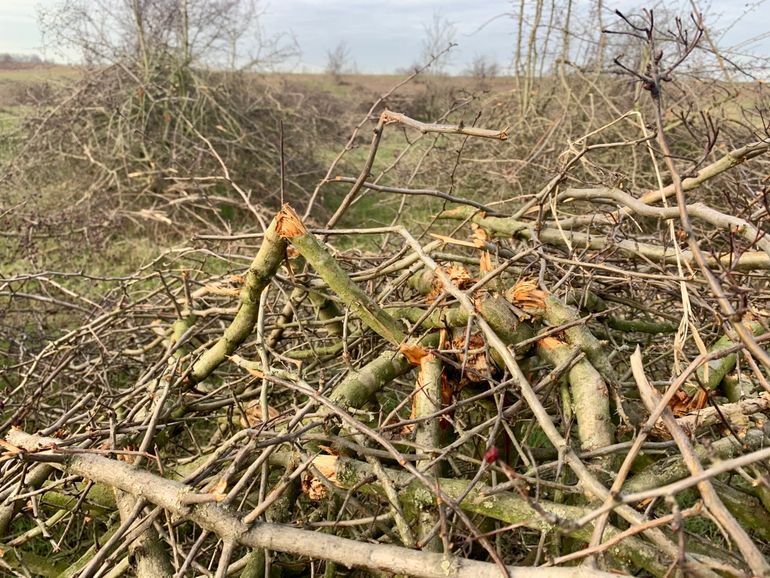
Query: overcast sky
1,0,768,73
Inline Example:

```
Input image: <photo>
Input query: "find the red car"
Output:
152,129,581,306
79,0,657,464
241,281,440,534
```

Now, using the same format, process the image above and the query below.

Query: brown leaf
240,401,279,428
669,388,707,417
286,246,300,261
302,474,328,500
302,455,338,500
452,332,490,382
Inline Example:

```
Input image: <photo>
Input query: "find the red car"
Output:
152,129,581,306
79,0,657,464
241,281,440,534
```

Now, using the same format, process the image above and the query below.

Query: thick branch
276,204,405,345
6,430,621,578
381,110,509,140
189,215,287,384
440,206,770,271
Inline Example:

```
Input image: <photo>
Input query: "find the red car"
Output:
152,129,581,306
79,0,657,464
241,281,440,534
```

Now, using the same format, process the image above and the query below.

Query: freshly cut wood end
506,279,547,314
479,251,493,275
537,335,566,350
276,203,307,238
208,478,227,502
400,342,429,365
314,454,338,481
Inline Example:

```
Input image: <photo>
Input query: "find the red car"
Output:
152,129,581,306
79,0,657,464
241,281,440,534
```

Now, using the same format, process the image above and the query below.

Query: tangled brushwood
4,8,770,578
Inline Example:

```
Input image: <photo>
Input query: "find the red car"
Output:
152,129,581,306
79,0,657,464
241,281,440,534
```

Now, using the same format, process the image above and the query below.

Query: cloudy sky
0,0,768,73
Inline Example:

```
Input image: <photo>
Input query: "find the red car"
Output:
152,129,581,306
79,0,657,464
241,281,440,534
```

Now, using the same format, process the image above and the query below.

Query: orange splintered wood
208,478,227,502
240,364,264,379
404,351,439,435
471,224,494,274
471,223,488,248
428,233,478,248
506,279,547,314
275,203,307,238
400,342,430,365
537,335,567,350
312,455,338,481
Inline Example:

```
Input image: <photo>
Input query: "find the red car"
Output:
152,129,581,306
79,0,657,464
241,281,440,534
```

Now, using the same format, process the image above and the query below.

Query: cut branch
6,429,622,578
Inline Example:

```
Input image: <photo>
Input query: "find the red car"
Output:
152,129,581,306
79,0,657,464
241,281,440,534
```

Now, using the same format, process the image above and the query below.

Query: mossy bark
189,216,287,384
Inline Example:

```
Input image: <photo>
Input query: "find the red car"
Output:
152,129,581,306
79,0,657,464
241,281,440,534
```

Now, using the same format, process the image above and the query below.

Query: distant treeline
0,53,52,68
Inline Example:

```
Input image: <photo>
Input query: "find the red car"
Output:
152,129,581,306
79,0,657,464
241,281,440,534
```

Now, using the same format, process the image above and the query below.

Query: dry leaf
302,474,328,500
669,388,707,417
302,455,338,500
452,332,490,382
240,400,279,428
117,446,136,464
286,246,300,261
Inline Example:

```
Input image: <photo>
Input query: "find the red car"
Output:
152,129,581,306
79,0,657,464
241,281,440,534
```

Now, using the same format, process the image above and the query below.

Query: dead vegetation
3,4,770,578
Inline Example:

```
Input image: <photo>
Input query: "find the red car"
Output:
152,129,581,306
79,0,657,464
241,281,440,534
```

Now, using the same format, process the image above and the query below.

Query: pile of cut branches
5,10,770,577
3,103,770,577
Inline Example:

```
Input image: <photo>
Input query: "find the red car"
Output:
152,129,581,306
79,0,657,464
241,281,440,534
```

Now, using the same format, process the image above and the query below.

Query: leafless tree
465,54,500,79
325,40,354,83
38,0,297,71
420,10,457,75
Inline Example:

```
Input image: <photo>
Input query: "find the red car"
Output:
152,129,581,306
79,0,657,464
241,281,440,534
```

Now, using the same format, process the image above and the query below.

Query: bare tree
465,54,500,79
38,0,297,71
325,40,353,83
420,10,457,75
